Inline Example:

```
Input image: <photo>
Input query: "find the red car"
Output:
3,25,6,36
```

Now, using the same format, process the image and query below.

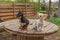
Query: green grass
49,16,60,25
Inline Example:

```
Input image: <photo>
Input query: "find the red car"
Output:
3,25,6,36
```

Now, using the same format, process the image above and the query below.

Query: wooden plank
14,9,35,12
0,10,13,12
15,6,34,8
0,7,13,9
47,24,58,32
0,4,12,7
0,2,36,19
0,13,13,17
14,11,35,13
14,3,26,5
15,6,25,9
15,3,34,6
0,2,12,4
0,9,35,12
23,12,34,13
43,22,50,27
43,23,55,33
14,10,35,13
0,7,31,9
14,10,35,12
15,8,33,10
0,8,13,10
0,15,14,17
0,10,14,12
47,25,55,32
1,16,15,20
15,7,34,9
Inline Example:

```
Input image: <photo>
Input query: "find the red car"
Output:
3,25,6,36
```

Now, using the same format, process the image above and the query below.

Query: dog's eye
40,16,42,17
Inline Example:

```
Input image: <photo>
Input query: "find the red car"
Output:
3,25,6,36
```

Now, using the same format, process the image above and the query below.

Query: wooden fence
0,2,36,21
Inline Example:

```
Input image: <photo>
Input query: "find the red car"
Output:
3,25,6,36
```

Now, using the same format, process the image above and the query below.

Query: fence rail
0,2,36,21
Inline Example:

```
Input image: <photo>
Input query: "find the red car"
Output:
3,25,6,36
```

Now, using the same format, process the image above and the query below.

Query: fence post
13,2,15,18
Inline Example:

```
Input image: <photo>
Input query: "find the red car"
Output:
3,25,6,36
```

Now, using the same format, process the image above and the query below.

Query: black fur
16,11,29,24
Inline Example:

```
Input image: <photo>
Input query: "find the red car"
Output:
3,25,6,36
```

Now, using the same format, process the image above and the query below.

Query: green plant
32,2,46,13
49,16,60,25
32,2,40,12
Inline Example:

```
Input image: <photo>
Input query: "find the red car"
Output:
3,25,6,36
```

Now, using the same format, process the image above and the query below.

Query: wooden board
1,16,15,20
0,2,36,20
0,13,13,17
0,19,58,35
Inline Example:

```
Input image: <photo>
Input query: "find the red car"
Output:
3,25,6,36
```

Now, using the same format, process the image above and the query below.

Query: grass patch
49,16,60,25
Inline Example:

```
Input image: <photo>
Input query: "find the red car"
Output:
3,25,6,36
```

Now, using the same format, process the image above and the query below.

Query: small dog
32,13,48,31
16,10,29,30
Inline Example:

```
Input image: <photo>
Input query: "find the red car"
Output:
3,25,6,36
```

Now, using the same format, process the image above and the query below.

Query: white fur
32,13,47,31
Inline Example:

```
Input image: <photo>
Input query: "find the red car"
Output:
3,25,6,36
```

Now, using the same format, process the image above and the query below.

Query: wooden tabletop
0,19,58,35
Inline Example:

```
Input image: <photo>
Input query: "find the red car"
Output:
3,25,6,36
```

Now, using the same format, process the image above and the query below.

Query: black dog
16,11,29,30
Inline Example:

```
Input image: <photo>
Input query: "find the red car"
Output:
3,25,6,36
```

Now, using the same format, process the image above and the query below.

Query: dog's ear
43,14,48,20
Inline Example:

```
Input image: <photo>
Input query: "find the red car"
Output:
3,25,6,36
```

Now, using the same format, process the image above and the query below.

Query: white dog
33,13,47,31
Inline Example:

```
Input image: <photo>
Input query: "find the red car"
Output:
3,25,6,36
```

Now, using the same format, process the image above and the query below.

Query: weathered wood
14,3,30,5
17,34,44,40
0,2,36,21
0,19,58,40
1,19,58,35
1,16,15,20
0,13,13,17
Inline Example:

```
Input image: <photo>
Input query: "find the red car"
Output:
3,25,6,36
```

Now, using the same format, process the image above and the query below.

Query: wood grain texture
0,19,58,40
0,2,36,20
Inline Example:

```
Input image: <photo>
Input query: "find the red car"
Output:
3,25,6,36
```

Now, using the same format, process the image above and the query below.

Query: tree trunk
58,0,60,17
47,0,51,19
38,0,40,11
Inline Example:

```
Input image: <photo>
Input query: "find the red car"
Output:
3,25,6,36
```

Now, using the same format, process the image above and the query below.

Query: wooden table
0,19,58,40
